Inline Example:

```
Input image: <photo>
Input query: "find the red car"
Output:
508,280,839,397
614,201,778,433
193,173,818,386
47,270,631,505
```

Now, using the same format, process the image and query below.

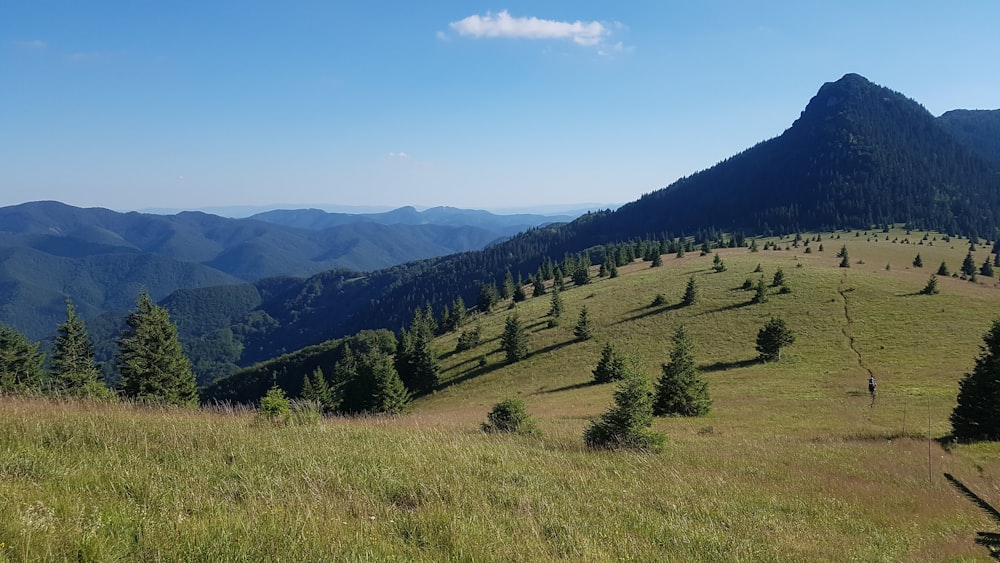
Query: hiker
868,375,877,401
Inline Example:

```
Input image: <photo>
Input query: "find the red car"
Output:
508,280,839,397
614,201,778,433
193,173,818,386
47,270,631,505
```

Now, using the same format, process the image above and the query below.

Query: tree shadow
699,300,754,315
435,359,505,392
536,380,599,395
614,303,684,325
698,358,760,372
944,472,1000,560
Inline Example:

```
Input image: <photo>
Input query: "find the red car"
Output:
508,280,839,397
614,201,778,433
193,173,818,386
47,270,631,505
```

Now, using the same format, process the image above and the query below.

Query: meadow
3,229,1000,561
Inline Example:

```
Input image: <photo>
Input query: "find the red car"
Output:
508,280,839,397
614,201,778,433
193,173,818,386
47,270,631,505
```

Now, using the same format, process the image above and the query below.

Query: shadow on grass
615,303,684,325
944,472,1000,560
435,360,505,392
698,358,760,372
536,380,600,395
700,300,754,315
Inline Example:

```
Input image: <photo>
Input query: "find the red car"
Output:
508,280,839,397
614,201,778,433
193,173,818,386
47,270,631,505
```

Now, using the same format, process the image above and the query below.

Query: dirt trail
838,274,874,379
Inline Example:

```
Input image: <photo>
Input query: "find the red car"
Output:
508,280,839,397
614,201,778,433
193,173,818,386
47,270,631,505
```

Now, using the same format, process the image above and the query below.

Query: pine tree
395,309,439,395
513,274,527,302
938,261,950,276
962,252,977,277
52,299,111,398
982,258,995,278
752,278,768,304
653,326,711,416
749,239,759,252
920,275,940,295
609,262,619,278
501,314,529,364
951,320,1000,441
682,276,697,306
477,283,499,313
573,307,593,341
584,367,665,452
593,342,626,383
913,253,923,268
772,268,785,287
0,324,45,393
532,270,547,297
501,268,515,300
756,317,795,362
548,288,563,318
117,291,198,406
365,349,410,414
650,253,663,267
838,245,850,268
712,253,726,272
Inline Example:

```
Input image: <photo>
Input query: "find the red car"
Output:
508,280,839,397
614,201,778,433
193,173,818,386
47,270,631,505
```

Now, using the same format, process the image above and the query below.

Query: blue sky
2,2,998,213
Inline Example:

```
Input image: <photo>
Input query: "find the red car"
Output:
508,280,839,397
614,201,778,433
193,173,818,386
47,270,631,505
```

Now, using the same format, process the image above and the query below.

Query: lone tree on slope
951,320,1000,441
756,317,795,362
653,325,711,417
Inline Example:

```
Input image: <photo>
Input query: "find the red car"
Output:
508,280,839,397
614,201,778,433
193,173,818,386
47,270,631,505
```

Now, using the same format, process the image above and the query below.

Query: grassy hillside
4,229,1000,560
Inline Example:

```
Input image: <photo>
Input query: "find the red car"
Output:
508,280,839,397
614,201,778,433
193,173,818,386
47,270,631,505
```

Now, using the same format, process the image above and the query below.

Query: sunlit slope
420,230,997,440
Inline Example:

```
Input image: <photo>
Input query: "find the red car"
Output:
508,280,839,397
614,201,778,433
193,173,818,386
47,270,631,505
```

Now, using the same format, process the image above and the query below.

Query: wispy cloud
11,39,47,50
388,152,410,160
448,10,611,47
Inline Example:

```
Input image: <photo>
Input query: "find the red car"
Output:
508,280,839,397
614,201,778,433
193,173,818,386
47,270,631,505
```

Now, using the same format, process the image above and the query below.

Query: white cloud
449,10,610,46
388,152,410,160
12,39,46,50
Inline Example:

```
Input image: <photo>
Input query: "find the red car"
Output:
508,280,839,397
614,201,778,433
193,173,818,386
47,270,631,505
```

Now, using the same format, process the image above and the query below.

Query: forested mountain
599,73,1000,241
0,201,549,339
938,109,1000,167
151,73,1000,386
250,206,573,237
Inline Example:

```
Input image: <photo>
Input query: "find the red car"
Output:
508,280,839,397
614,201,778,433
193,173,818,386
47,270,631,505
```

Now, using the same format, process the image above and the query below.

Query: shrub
482,397,537,435
651,293,668,307
584,368,665,452
259,385,291,424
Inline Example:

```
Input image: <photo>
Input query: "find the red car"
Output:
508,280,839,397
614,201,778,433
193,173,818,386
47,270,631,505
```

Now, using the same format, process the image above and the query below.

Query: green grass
4,229,1000,561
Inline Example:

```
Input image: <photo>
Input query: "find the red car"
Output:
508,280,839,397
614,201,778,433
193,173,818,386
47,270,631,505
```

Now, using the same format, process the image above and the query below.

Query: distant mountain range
0,202,573,339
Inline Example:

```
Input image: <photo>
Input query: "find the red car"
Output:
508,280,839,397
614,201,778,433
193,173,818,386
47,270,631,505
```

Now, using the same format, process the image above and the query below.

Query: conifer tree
501,314,529,364
52,299,111,398
982,258,995,278
920,275,940,295
913,253,923,268
962,252,978,277
532,270,547,297
0,324,45,393
682,276,697,306
365,348,410,414
938,261,950,276
609,262,619,278
584,366,664,452
772,268,786,287
593,342,626,384
951,320,1000,441
477,283,499,313
712,253,726,272
838,245,850,268
653,326,711,416
548,288,564,318
752,278,768,304
395,309,439,395
501,268,515,300
756,317,795,362
117,291,198,406
512,274,527,302
650,253,663,267
573,307,593,341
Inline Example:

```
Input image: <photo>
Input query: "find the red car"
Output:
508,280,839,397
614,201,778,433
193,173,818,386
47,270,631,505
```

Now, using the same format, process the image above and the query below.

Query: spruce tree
573,307,593,341
920,275,940,295
756,317,795,362
772,268,786,287
982,258,995,278
513,274,527,302
0,324,45,394
938,261,950,276
364,348,409,414
548,288,564,318
593,342,626,383
117,291,198,406
951,320,1000,441
532,271,546,297
682,276,697,306
913,253,923,268
650,253,663,267
752,278,769,304
395,309,439,395
653,326,711,416
52,299,111,398
962,252,977,277
584,367,665,452
838,245,850,268
501,268,515,300
501,314,529,364
712,253,726,272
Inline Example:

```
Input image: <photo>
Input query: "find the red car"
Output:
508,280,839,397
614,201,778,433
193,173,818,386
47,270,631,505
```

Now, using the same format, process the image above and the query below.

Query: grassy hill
4,229,1000,560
